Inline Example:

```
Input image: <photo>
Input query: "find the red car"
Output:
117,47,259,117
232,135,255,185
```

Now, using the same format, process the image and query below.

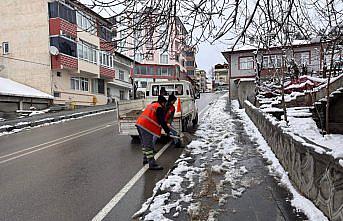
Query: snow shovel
169,132,193,148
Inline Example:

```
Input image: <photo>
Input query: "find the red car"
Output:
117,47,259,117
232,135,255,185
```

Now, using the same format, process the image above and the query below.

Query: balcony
48,1,77,37
100,66,115,79
133,64,178,79
108,79,132,89
100,39,116,52
51,54,78,70
49,18,77,38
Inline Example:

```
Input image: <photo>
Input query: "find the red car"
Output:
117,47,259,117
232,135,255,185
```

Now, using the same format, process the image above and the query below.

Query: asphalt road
0,93,221,221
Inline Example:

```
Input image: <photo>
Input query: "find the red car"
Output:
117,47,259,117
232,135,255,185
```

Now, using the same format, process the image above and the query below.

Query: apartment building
214,63,229,89
117,12,195,92
0,0,131,107
195,69,207,92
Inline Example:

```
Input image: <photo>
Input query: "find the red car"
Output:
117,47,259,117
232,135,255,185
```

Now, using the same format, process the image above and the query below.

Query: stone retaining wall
244,100,343,221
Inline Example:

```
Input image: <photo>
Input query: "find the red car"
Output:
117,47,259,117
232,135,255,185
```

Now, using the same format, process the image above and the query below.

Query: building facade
0,0,127,107
195,69,207,92
222,41,324,97
214,63,229,90
117,13,195,94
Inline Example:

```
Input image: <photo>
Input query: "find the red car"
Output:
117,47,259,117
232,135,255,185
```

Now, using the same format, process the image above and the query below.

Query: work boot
143,156,148,165
148,159,163,170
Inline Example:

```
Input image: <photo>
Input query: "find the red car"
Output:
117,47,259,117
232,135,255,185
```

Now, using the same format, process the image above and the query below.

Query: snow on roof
231,45,257,51
299,75,327,83
0,77,53,99
292,40,311,45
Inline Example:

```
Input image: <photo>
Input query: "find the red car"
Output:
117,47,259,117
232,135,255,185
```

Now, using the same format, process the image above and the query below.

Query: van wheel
192,113,198,127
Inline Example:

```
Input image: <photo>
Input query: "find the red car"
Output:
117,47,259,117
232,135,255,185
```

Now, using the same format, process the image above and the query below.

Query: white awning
0,77,53,99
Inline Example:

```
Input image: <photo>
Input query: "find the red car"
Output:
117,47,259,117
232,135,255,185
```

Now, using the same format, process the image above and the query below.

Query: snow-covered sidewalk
134,94,328,221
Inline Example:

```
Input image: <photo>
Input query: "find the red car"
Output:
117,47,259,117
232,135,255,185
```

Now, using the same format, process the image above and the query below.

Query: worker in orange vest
152,94,179,151
136,95,170,170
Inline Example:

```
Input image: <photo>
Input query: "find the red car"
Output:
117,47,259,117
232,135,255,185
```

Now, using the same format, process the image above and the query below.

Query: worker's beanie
168,94,177,103
158,95,167,104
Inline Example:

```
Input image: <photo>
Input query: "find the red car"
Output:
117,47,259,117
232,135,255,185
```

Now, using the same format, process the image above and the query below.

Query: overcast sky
196,41,228,73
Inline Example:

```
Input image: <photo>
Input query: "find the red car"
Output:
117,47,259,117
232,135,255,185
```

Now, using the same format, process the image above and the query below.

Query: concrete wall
237,79,256,108
244,101,343,220
0,0,52,94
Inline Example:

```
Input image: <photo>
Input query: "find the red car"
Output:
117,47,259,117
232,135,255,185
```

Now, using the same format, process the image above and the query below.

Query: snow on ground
0,109,115,137
235,101,328,221
286,111,343,159
0,77,54,99
135,95,328,221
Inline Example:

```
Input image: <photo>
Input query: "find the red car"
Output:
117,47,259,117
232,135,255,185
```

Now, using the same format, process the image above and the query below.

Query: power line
0,55,50,67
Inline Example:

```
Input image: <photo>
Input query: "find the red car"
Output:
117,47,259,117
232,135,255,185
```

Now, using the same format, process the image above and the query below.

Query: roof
223,39,321,55
0,77,53,99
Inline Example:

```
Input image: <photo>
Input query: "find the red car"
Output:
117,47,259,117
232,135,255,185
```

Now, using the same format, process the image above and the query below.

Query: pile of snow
0,77,53,99
287,113,343,159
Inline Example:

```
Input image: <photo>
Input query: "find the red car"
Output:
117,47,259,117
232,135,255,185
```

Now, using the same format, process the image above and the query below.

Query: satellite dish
49,46,59,56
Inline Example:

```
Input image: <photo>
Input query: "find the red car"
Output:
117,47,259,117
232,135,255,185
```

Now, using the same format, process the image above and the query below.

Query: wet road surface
0,93,220,221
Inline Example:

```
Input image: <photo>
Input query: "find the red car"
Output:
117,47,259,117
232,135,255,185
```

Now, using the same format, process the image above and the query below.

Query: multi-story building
185,47,197,77
195,69,207,92
0,0,127,107
107,52,133,102
117,12,194,94
221,40,323,97
214,63,229,89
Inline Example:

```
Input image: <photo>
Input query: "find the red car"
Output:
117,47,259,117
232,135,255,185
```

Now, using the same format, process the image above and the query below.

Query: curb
0,107,115,133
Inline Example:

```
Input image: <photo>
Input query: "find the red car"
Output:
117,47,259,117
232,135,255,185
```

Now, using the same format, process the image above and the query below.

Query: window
262,55,283,68
76,12,96,34
239,56,254,70
99,26,114,42
50,37,77,57
71,77,88,91
2,42,9,55
146,39,153,50
160,53,168,64
152,85,159,96
99,51,114,68
92,79,105,94
56,72,61,77
145,53,154,61
119,70,125,81
48,2,76,24
295,51,310,65
53,92,60,97
141,81,147,88
175,84,183,95
80,77,89,91
78,42,97,63
186,61,194,67
187,70,194,76
185,51,194,57
160,85,175,96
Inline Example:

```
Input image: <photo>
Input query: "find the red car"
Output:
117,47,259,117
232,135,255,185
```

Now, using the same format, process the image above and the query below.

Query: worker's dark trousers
136,126,155,162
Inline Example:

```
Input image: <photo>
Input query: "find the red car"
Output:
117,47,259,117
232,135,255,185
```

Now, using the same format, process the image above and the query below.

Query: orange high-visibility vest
165,105,175,123
136,102,162,137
